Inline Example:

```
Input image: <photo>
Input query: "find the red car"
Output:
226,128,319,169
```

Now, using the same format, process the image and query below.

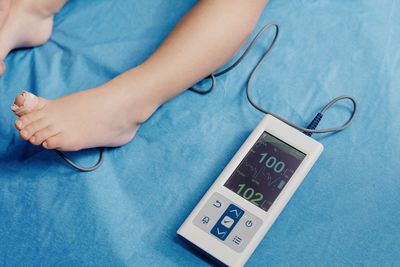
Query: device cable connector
304,113,323,136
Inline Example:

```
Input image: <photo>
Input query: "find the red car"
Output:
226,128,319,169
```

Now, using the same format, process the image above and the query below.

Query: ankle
127,88,159,124
136,99,159,124
99,74,160,125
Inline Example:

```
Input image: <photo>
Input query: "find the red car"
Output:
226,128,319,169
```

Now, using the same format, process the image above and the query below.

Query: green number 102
237,184,263,206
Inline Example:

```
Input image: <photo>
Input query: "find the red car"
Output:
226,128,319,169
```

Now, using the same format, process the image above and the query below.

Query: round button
245,220,253,227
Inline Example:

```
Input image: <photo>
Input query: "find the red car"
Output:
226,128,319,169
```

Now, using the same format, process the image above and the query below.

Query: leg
0,0,68,75
12,0,269,151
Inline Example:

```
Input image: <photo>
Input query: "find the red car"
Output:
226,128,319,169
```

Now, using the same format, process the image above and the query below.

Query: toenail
16,120,22,128
11,104,18,111
43,142,48,149
30,137,36,143
21,130,28,138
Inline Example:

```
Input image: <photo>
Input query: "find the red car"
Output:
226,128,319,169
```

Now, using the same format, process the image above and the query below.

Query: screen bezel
208,114,322,220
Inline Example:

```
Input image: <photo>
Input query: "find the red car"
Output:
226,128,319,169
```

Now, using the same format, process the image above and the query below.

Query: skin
7,0,269,151
0,0,68,74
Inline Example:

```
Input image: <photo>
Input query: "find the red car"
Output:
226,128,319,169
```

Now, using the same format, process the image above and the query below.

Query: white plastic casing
177,115,323,266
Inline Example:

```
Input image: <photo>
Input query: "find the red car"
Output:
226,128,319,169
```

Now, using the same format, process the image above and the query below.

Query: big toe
14,94,24,106
11,91,45,117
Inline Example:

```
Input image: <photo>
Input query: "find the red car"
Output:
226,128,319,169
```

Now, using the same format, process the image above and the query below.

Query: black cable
190,23,357,135
56,147,105,172
190,23,279,94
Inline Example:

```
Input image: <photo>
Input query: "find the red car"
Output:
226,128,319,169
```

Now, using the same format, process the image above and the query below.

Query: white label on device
177,115,323,267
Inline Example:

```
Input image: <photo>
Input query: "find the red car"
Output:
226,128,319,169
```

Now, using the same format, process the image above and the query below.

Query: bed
0,0,399,265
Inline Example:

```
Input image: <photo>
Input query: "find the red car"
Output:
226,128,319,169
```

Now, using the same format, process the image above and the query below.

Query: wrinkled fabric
0,0,399,266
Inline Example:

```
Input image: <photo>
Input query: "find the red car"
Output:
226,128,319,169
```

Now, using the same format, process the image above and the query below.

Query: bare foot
12,79,158,151
0,0,66,75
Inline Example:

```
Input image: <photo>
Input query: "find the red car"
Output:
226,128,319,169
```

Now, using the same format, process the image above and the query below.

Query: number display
236,184,264,206
224,132,306,212
259,153,285,173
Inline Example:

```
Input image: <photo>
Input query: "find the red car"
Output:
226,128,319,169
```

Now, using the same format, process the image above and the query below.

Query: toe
20,118,49,141
43,134,64,150
14,94,24,106
16,111,43,130
29,125,58,145
12,91,47,117
44,134,81,151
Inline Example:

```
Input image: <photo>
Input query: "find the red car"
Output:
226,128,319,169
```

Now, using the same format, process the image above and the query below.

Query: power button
245,220,253,228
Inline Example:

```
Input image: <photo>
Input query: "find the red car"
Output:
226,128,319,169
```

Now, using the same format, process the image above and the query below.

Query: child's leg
12,0,269,151
0,0,68,75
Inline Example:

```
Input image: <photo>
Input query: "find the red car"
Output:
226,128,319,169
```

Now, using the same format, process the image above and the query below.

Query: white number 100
259,153,285,173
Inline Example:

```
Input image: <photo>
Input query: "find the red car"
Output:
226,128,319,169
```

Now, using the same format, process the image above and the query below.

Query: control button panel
193,192,262,253
211,204,243,241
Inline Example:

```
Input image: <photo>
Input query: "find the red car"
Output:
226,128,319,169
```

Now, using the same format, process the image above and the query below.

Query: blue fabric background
1,0,399,266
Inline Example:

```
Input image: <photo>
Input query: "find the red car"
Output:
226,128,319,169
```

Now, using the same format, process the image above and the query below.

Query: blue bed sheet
1,0,399,266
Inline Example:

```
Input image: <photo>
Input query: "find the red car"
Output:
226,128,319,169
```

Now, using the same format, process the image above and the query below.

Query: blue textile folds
1,0,399,266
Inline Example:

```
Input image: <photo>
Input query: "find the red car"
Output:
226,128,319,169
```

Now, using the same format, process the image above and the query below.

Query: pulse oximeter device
177,115,323,266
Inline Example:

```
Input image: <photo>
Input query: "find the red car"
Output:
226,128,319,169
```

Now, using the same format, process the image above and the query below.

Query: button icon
221,216,234,229
211,204,244,241
245,220,253,228
215,227,227,239
213,200,222,208
201,216,210,224
229,208,243,219
232,236,242,245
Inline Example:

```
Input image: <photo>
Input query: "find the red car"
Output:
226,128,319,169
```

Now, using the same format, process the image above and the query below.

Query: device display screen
224,132,306,212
